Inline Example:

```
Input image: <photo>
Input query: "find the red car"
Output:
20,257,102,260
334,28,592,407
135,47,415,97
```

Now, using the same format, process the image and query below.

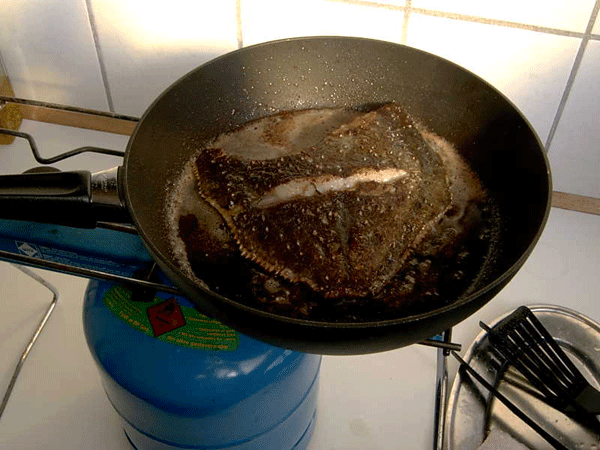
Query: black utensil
481,306,600,423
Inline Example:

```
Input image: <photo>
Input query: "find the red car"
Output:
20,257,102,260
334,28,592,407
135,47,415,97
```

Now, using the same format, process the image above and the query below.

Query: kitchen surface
1,1,600,449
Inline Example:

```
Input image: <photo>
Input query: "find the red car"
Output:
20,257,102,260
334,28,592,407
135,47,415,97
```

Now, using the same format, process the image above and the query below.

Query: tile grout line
401,0,411,44
328,0,595,39
84,0,114,113
236,0,244,48
544,0,600,151
408,7,586,38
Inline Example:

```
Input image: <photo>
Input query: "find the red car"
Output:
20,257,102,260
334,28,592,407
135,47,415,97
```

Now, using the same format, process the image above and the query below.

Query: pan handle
0,166,130,228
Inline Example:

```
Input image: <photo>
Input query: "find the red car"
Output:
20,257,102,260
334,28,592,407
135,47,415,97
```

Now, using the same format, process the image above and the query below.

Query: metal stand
0,265,58,419
433,329,453,450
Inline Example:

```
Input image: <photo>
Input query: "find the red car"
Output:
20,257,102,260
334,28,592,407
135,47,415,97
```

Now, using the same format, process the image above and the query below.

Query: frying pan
0,37,551,354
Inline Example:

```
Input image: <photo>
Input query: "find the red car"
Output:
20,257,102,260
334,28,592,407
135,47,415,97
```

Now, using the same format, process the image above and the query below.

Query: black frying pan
0,37,551,354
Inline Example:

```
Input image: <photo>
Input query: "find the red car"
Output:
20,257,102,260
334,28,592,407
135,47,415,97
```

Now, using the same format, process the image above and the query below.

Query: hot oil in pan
167,106,502,323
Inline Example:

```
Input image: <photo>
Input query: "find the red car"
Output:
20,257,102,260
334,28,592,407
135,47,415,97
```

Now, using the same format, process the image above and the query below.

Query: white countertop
1,120,599,449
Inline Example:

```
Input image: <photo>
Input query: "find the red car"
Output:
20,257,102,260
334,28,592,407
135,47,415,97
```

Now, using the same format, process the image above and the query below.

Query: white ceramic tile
548,40,600,198
90,0,239,117
0,0,108,110
593,11,600,34
241,0,404,47
411,0,596,33
308,345,436,450
405,14,581,143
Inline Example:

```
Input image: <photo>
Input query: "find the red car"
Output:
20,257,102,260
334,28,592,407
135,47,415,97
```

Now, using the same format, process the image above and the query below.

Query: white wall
2,0,599,197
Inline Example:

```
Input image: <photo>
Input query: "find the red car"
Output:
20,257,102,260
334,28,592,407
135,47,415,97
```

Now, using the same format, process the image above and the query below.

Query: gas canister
83,278,320,450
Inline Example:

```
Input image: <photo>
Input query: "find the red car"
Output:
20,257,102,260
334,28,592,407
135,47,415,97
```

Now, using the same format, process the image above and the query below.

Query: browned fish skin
193,104,451,298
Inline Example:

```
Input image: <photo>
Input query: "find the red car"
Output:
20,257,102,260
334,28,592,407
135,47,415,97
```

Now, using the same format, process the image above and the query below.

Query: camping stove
0,98,455,450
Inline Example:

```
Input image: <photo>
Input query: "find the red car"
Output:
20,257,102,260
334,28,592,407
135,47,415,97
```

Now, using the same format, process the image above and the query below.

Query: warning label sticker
103,286,239,351
16,241,40,257
13,240,132,275
147,298,186,337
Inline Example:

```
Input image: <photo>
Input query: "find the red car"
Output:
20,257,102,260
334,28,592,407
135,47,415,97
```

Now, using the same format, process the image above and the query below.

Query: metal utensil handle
451,351,569,450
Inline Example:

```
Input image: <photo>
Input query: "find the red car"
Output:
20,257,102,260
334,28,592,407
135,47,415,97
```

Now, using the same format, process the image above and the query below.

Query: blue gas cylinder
83,278,321,450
